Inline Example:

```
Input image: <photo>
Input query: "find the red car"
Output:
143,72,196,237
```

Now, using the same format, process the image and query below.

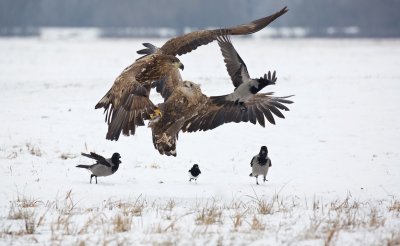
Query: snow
0,37,400,245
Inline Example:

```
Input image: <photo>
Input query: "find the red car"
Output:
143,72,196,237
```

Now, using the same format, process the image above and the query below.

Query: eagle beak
179,62,184,71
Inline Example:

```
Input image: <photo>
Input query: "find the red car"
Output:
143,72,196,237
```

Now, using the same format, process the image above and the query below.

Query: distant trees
0,0,399,37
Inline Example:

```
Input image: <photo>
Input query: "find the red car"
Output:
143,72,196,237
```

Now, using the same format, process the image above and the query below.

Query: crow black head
112,152,122,164
259,146,268,156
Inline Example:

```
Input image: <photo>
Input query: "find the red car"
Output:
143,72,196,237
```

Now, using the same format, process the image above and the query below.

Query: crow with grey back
214,34,278,111
76,152,121,184
249,146,271,185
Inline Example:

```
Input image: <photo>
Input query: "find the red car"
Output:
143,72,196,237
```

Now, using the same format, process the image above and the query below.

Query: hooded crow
76,152,121,184
249,146,271,185
188,164,201,182
214,35,277,111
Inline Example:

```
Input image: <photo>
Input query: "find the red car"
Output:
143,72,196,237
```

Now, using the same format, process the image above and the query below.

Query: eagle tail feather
106,96,155,141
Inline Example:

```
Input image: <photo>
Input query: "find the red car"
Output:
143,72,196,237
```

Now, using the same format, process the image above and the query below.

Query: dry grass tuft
106,195,146,217
8,205,48,235
113,214,133,233
16,194,41,208
56,190,79,215
386,230,400,246
368,207,385,228
164,199,176,211
388,200,400,213
250,215,265,231
195,203,222,225
1,191,400,245
324,220,342,246
231,209,247,231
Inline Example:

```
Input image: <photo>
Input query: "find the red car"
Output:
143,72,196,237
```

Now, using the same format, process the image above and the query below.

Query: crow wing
217,35,250,88
182,93,294,132
81,152,111,167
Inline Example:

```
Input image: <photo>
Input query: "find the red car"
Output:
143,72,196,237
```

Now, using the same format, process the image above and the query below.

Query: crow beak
179,63,184,71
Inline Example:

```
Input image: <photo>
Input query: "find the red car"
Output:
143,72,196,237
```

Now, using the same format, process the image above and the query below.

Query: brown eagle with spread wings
149,76,292,156
148,31,293,156
95,7,289,141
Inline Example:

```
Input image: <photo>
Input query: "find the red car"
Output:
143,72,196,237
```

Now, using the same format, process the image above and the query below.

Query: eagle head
165,55,184,71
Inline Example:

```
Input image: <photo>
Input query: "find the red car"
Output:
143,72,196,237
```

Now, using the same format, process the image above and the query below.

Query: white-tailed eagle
95,7,289,141
149,78,293,156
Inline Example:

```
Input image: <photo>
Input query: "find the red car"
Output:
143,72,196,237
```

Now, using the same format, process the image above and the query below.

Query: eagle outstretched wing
182,93,294,133
137,7,288,57
137,7,288,102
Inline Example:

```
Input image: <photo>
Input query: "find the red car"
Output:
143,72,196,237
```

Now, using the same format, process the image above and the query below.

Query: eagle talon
150,108,162,119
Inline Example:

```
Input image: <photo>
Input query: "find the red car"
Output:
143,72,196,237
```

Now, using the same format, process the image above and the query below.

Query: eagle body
149,76,293,157
95,54,183,141
149,81,206,156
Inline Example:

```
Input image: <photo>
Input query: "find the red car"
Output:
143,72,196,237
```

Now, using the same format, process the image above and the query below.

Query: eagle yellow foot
150,108,162,120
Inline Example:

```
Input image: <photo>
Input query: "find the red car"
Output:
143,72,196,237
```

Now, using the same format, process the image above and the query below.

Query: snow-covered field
1,37,400,245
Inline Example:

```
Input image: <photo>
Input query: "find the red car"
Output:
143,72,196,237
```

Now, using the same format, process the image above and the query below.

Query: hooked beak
179,62,184,71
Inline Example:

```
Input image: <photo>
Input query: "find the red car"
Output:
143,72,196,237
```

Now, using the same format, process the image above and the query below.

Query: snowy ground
0,37,400,245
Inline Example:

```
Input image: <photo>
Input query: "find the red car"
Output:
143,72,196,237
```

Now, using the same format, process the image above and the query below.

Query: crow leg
90,174,94,184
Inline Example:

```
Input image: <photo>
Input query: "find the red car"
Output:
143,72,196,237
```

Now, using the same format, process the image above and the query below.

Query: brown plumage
149,81,293,157
149,81,206,156
96,7,289,142
95,54,183,140
182,93,293,133
137,7,288,57
140,6,289,105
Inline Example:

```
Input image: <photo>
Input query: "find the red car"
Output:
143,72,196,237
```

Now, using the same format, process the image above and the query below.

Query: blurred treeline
1,0,399,37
